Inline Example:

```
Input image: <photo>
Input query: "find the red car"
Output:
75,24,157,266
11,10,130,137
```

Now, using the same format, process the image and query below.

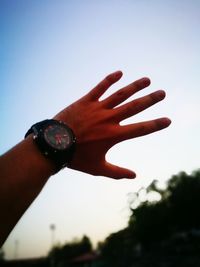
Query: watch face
44,124,72,150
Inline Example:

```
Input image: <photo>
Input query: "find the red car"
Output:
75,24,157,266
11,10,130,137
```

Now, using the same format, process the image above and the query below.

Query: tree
127,170,200,244
0,248,4,261
101,169,200,266
49,235,92,266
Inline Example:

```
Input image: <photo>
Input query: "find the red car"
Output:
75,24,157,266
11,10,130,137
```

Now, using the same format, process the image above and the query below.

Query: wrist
25,119,76,173
25,134,57,176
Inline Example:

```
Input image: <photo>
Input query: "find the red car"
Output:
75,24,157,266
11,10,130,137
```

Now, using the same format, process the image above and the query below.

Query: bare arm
0,135,55,246
0,71,171,246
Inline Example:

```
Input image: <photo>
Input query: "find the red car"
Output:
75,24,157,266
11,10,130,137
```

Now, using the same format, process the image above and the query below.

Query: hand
54,71,171,179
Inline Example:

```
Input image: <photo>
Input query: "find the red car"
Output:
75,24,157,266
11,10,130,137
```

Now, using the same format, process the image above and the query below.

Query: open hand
54,71,171,179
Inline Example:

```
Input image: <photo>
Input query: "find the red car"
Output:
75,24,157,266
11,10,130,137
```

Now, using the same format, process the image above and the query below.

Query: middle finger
101,77,151,108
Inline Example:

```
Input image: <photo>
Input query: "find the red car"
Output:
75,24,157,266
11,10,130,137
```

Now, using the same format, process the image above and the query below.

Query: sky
1,0,200,260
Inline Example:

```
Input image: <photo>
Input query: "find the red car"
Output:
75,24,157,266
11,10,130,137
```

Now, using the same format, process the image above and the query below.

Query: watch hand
55,135,62,145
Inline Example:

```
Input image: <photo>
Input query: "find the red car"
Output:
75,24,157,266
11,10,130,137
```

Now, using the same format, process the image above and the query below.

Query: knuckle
125,124,148,139
149,92,159,102
131,80,143,91
116,89,126,98
132,78,150,91
123,105,133,115
134,124,146,136
124,100,141,114
132,99,141,112
105,74,114,84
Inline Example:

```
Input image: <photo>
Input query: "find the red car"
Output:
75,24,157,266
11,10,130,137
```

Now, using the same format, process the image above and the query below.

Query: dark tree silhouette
100,169,200,267
48,235,92,266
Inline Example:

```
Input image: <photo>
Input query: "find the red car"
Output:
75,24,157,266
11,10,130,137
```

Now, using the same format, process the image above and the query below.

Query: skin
54,70,171,178
0,71,171,246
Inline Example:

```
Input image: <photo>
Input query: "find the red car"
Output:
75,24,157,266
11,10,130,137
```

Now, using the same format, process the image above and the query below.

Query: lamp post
14,240,19,259
50,224,56,267
50,224,56,248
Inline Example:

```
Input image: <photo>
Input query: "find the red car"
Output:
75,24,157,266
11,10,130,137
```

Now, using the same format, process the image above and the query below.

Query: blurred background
1,0,200,263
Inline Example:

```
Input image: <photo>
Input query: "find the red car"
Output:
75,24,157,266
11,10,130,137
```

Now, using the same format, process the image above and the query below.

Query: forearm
0,135,55,246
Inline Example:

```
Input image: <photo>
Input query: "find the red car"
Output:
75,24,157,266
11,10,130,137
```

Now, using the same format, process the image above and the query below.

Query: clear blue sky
1,0,200,259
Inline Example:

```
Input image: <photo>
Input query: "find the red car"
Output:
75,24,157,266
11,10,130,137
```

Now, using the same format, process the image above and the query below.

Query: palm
54,71,171,179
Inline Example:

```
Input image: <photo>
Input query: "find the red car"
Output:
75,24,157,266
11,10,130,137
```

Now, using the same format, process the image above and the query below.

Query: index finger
86,71,123,101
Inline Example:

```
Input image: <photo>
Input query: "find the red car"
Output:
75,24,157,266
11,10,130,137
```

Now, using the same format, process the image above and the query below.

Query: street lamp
50,224,56,248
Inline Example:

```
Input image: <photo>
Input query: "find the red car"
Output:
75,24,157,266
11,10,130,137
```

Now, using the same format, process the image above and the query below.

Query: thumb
102,161,136,179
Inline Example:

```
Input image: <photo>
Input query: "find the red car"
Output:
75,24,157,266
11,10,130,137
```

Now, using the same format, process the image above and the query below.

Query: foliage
0,248,4,261
46,170,200,267
49,235,92,266
99,228,134,267
129,170,200,245
100,169,200,266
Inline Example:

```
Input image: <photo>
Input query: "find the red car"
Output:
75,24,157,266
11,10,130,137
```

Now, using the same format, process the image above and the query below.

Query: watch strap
25,120,50,138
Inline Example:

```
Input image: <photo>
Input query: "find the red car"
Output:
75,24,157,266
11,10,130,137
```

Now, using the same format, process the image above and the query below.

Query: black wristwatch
25,119,76,172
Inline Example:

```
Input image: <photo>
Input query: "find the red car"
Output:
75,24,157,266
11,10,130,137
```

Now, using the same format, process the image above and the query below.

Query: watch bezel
33,120,75,155
26,119,76,171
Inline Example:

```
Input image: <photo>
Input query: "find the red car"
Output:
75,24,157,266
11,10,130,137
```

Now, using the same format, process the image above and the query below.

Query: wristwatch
25,119,76,172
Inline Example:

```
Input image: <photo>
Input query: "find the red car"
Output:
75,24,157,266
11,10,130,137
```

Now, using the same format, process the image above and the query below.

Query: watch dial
44,124,71,150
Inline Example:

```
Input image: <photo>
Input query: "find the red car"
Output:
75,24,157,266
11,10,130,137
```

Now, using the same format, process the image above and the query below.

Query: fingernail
142,77,151,86
164,118,172,125
127,172,136,179
114,70,123,79
156,90,166,100
161,118,172,127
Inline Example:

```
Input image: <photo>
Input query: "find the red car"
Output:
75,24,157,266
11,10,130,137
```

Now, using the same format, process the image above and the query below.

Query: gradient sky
1,0,200,260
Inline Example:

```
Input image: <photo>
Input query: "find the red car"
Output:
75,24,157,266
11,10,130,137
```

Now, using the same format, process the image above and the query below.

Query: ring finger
113,90,166,122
